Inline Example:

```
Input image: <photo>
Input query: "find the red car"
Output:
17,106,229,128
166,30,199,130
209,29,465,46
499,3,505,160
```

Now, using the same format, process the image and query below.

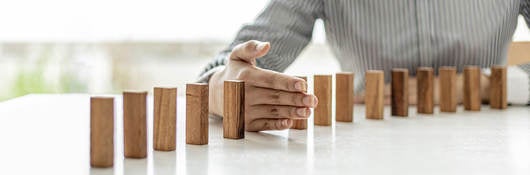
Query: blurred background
1,0,529,101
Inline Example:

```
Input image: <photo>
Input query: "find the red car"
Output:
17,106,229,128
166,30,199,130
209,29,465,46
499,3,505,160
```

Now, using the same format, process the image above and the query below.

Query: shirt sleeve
198,0,323,83
506,63,530,105
522,0,530,28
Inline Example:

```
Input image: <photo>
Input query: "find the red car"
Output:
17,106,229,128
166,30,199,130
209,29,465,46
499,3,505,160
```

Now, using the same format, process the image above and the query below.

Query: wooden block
391,69,408,117
463,66,481,111
439,67,457,112
490,66,507,109
223,80,245,139
314,75,332,125
336,72,354,122
186,83,209,145
417,67,434,114
123,91,147,158
291,76,308,130
365,70,384,119
90,97,114,167
153,87,177,151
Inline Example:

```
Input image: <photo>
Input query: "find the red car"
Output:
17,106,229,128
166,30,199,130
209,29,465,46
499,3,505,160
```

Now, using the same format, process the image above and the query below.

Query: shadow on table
153,151,176,175
124,158,147,175
89,167,114,175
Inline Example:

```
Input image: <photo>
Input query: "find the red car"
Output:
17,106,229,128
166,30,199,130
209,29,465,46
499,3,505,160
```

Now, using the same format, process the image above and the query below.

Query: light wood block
123,92,147,158
463,66,481,111
153,87,177,151
365,70,384,119
291,76,308,130
336,72,354,122
417,67,434,114
314,75,332,125
391,69,408,117
490,66,507,109
186,83,209,145
223,80,245,139
439,67,457,112
90,97,114,167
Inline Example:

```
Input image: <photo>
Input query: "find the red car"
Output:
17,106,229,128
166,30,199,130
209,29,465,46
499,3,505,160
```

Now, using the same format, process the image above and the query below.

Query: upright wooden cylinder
153,87,177,151
463,66,481,111
90,97,114,167
314,75,332,125
439,67,457,112
365,70,384,119
336,72,354,122
291,76,308,129
417,67,434,114
186,83,209,145
223,80,245,139
391,69,408,117
123,92,147,158
490,66,507,109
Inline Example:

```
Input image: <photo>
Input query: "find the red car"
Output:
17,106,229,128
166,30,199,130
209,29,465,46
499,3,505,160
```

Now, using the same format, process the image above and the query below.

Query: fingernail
296,108,307,117
295,81,306,91
282,119,288,126
256,42,268,51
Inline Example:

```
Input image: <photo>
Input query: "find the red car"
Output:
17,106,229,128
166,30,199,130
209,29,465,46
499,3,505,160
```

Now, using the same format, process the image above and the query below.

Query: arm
199,0,323,82
200,0,323,131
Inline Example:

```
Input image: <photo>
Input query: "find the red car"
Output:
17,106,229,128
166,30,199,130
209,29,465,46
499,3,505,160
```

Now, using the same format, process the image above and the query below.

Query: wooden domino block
365,70,384,119
417,67,434,114
490,66,507,109
463,66,481,111
439,67,457,112
314,75,332,125
186,83,209,145
291,76,308,130
153,87,177,151
223,80,245,139
336,72,354,122
123,91,147,158
391,69,408,117
90,97,114,167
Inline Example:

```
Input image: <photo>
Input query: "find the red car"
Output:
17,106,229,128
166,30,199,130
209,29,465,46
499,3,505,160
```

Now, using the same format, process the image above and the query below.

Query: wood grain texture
365,70,384,119
153,87,177,151
90,97,114,167
463,66,481,111
186,83,209,145
490,66,507,109
417,67,434,114
123,92,147,158
223,80,245,139
439,67,457,112
336,72,354,122
291,76,308,130
314,75,332,125
391,69,408,117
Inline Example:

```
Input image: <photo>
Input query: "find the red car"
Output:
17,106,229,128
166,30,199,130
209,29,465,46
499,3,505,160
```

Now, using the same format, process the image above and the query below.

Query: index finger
241,68,306,92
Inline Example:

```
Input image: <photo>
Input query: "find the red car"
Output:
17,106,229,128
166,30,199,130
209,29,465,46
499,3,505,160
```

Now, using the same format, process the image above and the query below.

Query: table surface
0,94,528,175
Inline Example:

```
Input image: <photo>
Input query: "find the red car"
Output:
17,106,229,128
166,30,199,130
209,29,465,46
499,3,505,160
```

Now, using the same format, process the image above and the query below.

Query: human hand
208,40,318,131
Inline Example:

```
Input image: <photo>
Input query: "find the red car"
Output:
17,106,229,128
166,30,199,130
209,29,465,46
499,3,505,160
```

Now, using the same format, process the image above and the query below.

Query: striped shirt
200,0,530,105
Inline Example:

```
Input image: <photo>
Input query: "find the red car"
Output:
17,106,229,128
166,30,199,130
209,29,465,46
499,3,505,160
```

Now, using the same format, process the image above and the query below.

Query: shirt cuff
505,66,530,105
196,66,225,83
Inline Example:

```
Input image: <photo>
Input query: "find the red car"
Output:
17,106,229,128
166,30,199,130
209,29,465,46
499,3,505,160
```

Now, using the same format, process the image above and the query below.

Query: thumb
229,40,270,65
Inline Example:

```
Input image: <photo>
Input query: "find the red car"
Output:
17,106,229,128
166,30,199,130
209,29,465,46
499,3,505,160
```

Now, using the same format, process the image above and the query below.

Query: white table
0,94,528,175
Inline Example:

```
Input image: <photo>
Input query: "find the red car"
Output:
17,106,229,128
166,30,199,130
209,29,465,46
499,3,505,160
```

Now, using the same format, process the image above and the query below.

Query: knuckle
293,93,304,106
289,107,298,117
236,68,252,80
268,106,279,116
268,90,281,104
